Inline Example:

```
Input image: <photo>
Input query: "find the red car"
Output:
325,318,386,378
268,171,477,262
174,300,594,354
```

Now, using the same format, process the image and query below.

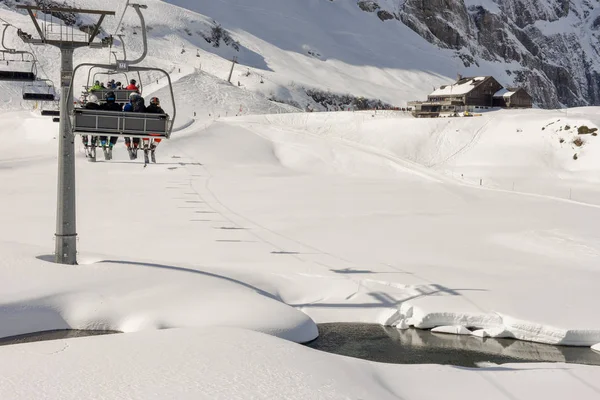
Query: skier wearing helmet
143,96,165,163
83,95,101,161
98,91,123,160
123,92,143,159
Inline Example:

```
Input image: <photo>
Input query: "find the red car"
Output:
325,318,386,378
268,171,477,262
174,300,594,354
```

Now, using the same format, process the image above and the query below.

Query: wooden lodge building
408,76,532,118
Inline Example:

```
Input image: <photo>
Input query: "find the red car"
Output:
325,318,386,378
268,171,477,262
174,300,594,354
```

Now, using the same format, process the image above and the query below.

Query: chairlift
0,24,37,81
84,67,143,103
69,63,176,140
23,79,56,101
69,4,175,141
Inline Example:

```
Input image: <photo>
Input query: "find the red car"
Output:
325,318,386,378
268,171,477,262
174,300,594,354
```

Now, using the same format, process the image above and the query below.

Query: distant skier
98,91,122,160
125,79,140,92
143,96,165,163
123,93,144,160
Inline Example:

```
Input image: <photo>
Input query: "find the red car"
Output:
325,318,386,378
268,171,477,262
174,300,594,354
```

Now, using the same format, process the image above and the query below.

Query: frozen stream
2,324,600,368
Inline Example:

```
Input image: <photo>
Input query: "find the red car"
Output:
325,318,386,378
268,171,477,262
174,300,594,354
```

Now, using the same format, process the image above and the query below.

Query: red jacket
125,84,139,91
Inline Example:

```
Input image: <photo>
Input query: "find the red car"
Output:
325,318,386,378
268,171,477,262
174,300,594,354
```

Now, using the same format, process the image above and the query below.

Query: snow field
5,104,600,348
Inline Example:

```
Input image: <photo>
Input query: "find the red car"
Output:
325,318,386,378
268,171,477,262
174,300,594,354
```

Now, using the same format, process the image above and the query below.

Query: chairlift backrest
90,89,137,103
73,109,169,139
24,92,55,101
0,70,35,80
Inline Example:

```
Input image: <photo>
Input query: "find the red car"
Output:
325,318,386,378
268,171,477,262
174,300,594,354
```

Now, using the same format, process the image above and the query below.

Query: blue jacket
123,103,133,112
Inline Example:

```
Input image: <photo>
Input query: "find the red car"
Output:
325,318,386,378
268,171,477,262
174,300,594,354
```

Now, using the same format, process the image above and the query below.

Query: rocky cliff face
356,0,600,108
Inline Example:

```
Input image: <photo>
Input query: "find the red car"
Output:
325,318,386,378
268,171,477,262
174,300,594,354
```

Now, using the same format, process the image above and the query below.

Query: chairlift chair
0,51,37,81
85,66,143,95
69,62,176,140
23,78,56,101
0,25,37,81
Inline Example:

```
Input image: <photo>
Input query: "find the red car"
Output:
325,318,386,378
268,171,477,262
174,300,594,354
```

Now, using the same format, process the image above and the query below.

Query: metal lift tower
17,5,115,265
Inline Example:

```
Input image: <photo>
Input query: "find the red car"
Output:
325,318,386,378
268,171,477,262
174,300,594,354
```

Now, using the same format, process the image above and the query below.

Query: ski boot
150,143,157,163
101,140,109,160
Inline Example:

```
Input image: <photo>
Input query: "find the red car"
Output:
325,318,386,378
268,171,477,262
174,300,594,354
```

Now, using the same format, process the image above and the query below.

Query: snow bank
1,327,599,400
0,243,317,343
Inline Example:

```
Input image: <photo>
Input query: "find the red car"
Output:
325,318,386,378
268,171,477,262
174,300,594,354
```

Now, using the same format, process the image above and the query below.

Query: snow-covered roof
493,88,516,98
429,77,489,97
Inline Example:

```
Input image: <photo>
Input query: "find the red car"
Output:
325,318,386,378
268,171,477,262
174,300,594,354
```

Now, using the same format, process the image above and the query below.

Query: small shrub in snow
573,153,578,160
305,89,394,111
573,137,584,147
565,124,571,130
593,132,598,136
542,127,545,130
559,138,565,143
578,125,598,134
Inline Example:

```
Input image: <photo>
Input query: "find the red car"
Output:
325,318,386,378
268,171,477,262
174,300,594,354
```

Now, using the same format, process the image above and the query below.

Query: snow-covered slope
160,0,600,107
1,0,596,109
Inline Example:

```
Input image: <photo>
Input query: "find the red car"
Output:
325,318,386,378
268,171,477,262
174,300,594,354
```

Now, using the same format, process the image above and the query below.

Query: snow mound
0,244,317,343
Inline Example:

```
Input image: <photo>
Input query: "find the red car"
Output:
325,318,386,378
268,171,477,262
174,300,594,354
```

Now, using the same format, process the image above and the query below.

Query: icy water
306,323,600,367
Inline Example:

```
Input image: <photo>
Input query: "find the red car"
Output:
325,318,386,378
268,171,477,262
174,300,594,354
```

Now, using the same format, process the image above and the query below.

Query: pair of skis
128,145,156,166
84,138,113,162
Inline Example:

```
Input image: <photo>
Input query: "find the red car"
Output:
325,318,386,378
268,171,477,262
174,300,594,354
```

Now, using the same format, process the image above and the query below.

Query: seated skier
143,96,166,163
88,80,102,92
82,95,102,159
123,92,144,159
98,91,123,160
125,79,140,92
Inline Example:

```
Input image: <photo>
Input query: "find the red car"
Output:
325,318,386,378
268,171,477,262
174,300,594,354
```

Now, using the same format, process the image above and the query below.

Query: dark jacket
102,101,122,112
133,97,146,113
85,102,101,110
145,104,165,114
